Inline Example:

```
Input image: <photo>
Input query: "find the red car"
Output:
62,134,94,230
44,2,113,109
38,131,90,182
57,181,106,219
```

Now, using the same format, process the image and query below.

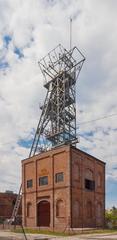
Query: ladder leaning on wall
9,184,28,240
10,184,22,224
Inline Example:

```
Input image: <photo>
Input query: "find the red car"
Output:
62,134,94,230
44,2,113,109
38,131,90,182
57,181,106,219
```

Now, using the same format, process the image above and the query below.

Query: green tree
105,206,117,228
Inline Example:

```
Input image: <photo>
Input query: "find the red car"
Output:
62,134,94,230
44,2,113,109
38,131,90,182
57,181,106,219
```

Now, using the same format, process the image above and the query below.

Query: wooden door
37,200,50,227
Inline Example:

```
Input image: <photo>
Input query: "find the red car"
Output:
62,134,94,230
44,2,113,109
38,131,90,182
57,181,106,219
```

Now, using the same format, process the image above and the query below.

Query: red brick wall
22,145,105,231
0,192,21,220
22,145,71,230
71,147,105,228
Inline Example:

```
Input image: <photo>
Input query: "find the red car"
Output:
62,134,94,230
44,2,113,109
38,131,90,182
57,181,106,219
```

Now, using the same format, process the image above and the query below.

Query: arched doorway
37,200,50,227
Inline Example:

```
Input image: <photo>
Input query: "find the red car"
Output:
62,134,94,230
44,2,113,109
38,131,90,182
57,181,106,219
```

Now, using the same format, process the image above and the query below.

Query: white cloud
0,0,117,206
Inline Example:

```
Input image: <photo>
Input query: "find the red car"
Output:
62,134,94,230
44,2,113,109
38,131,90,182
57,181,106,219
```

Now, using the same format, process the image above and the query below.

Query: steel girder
29,45,85,156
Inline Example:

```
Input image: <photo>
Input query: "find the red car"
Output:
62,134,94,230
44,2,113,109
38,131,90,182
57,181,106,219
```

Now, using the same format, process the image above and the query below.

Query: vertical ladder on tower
10,184,22,224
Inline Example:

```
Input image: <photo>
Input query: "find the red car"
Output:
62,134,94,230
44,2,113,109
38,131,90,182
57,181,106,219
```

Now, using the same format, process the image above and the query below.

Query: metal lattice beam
29,44,85,157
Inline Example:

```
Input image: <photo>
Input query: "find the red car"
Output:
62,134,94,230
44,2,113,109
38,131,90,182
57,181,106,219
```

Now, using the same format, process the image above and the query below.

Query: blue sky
0,0,117,208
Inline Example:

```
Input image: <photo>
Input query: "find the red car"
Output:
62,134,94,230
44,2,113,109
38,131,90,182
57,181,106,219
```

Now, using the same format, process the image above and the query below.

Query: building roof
22,144,105,165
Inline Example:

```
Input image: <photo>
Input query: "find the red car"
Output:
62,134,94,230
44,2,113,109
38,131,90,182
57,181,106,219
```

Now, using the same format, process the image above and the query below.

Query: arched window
73,200,80,217
85,169,95,191
97,172,102,187
97,202,102,219
85,168,93,180
56,199,65,217
27,202,32,217
12,199,16,206
87,201,92,218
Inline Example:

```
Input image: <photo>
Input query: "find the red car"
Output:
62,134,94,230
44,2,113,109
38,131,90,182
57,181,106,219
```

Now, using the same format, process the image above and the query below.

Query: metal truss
29,44,85,157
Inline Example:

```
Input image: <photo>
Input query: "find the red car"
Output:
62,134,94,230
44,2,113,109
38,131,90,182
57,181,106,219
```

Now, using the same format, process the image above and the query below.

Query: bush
105,206,117,229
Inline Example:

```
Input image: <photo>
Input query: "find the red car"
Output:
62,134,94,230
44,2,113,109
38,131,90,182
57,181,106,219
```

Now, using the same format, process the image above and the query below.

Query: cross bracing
29,44,85,157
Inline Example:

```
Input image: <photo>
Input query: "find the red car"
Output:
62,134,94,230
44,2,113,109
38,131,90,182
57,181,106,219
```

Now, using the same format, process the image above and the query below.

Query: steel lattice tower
29,44,85,157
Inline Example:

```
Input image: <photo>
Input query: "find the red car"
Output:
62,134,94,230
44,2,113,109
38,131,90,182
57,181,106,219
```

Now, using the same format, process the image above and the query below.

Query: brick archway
37,200,50,227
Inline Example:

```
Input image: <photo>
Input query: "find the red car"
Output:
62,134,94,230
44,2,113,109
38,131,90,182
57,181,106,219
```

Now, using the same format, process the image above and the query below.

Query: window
97,172,102,187
85,168,93,180
12,199,16,206
87,201,92,218
96,202,102,226
97,202,102,219
85,179,95,191
55,172,64,183
73,200,80,218
27,202,32,217
27,179,33,188
56,199,65,217
39,176,48,186
74,164,80,180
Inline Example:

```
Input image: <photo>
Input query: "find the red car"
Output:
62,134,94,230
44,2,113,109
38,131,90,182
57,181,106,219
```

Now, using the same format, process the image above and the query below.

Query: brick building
0,191,21,222
22,144,105,231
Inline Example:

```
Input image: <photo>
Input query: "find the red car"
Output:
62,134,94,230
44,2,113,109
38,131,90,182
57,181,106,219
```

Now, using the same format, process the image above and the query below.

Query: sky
0,0,117,208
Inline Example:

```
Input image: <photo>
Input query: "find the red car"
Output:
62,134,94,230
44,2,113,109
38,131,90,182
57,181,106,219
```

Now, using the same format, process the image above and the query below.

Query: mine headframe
29,44,85,157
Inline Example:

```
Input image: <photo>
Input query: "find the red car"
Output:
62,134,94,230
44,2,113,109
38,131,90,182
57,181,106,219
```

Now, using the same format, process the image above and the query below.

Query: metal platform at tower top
29,44,85,157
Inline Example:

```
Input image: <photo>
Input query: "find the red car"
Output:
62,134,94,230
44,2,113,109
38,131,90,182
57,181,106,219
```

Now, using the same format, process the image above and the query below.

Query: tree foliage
105,206,117,228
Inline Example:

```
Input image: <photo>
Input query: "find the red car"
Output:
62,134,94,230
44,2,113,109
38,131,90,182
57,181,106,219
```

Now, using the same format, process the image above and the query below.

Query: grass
81,228,117,234
12,228,73,236
12,227,117,237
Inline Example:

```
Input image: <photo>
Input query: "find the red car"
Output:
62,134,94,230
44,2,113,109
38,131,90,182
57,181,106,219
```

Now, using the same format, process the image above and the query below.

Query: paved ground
0,230,117,240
